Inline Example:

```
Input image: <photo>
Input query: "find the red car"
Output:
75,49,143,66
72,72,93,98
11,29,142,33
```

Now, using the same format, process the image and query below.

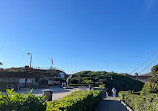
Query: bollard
42,89,53,101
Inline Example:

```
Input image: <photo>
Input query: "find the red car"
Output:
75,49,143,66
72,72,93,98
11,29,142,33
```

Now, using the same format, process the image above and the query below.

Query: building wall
0,77,18,82
59,72,65,78
19,78,36,87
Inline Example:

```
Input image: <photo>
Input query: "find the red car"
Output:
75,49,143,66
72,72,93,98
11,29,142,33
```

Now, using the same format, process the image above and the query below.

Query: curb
120,100,133,111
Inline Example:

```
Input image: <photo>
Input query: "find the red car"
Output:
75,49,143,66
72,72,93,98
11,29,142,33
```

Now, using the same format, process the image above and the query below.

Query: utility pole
51,56,53,69
28,52,32,70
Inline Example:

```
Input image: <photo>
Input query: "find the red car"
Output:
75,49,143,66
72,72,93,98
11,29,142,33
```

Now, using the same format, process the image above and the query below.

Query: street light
28,52,32,70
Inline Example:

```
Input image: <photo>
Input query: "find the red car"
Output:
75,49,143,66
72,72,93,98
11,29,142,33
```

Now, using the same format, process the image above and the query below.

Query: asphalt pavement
95,96,128,111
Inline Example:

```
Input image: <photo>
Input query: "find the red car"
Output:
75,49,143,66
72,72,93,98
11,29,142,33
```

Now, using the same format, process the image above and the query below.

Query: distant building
0,66,66,88
125,73,152,83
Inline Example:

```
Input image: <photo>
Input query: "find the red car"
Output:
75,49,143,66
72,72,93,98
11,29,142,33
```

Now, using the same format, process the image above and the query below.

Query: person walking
112,87,116,97
61,82,64,87
105,88,109,97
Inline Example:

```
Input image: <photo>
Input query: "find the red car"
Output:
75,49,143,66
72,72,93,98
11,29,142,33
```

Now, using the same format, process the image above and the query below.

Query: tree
140,82,158,95
151,64,158,76
69,71,144,91
148,64,158,83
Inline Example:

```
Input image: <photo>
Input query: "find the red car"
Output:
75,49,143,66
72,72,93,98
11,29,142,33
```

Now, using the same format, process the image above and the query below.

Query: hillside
69,71,144,91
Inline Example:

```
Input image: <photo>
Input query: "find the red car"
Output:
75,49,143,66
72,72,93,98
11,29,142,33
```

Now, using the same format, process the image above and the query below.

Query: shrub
46,90,102,111
81,79,94,84
118,91,131,100
151,64,158,76
119,91,158,111
140,82,158,95
99,84,105,88
69,71,144,92
0,89,46,111
69,84,89,86
148,64,158,83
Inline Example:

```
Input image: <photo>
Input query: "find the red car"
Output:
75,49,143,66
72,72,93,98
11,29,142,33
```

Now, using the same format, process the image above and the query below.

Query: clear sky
0,0,158,74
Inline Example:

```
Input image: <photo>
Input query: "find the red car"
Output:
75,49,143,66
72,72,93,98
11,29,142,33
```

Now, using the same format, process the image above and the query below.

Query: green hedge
99,84,105,88
119,91,158,111
69,84,89,86
0,89,46,111
69,71,144,92
140,82,158,95
46,90,102,111
0,89,102,111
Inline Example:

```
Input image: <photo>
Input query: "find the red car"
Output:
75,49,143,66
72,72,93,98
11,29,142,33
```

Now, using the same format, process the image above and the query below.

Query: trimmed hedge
0,89,102,111
140,82,158,95
46,90,102,111
69,84,89,86
119,91,158,111
99,84,105,88
0,89,46,111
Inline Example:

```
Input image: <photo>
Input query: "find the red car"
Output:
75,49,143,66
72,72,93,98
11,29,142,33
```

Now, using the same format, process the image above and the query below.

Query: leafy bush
69,71,144,92
118,91,131,100
148,64,158,83
0,89,46,111
119,91,158,111
81,79,94,84
46,90,102,111
151,64,158,76
99,84,105,88
69,84,89,86
140,82,158,95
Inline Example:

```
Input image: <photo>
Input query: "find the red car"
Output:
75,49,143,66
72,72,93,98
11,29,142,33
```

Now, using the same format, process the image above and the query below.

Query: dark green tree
69,71,144,91
148,64,158,83
140,82,158,95
151,64,158,76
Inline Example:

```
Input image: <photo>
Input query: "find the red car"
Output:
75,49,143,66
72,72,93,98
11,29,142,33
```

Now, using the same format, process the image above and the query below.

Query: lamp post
28,53,32,70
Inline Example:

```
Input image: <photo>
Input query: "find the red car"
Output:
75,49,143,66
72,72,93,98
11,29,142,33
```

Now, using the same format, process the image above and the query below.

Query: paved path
16,86,79,100
95,96,128,111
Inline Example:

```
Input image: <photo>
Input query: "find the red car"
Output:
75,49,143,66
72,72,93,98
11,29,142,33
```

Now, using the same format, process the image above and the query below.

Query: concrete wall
0,77,18,82
0,77,37,87
19,78,36,87
59,72,65,78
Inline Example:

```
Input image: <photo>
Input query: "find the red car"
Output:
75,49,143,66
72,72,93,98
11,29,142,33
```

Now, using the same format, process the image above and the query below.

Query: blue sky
0,0,158,74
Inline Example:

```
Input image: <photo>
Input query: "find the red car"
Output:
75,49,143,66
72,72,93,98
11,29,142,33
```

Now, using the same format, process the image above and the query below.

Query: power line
130,49,158,74
139,56,158,74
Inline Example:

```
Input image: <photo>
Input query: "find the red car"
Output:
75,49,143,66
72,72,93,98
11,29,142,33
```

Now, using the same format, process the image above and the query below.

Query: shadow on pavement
95,96,128,111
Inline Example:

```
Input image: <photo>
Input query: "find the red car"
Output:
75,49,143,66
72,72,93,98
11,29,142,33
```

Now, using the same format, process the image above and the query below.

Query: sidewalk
16,86,78,100
95,96,128,111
